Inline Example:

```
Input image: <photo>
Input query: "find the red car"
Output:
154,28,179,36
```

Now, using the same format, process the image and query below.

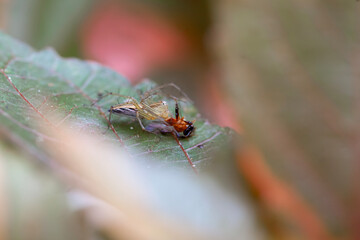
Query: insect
102,84,198,173
144,101,195,138
106,83,195,138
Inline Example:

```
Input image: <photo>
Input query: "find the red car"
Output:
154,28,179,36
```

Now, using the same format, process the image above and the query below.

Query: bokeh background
1,0,360,239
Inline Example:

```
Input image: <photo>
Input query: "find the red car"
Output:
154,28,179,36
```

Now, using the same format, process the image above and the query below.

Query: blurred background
1,0,360,239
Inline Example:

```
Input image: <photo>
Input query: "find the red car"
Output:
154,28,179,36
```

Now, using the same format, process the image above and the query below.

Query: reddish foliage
237,146,333,240
201,70,242,132
81,3,189,82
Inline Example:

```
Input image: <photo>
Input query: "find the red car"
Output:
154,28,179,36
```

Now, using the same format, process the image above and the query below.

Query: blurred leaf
44,125,264,240
0,30,231,172
215,0,360,238
5,0,93,52
0,141,84,240
81,2,190,81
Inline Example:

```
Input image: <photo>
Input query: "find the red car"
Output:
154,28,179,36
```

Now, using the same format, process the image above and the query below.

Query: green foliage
6,0,92,52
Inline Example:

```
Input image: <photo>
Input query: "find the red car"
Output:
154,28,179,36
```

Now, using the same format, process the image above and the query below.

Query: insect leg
102,92,140,105
173,128,180,138
136,111,146,130
108,106,114,129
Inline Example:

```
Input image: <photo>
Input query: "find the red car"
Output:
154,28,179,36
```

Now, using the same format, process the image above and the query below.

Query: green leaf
0,30,231,171
5,0,93,52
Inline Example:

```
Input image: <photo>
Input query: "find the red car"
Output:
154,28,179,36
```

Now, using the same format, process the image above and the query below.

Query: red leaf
81,3,189,82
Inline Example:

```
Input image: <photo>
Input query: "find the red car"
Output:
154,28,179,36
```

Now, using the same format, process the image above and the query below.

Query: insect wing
137,101,169,120
145,122,178,136
149,101,169,119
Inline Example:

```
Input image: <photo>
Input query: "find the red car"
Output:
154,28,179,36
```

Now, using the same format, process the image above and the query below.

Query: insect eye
183,125,194,137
